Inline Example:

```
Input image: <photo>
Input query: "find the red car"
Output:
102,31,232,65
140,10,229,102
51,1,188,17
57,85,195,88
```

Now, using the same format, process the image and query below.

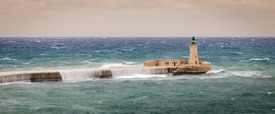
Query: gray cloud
0,0,274,37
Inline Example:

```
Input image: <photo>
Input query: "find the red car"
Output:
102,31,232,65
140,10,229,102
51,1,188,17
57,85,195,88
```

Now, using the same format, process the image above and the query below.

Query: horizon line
0,36,275,38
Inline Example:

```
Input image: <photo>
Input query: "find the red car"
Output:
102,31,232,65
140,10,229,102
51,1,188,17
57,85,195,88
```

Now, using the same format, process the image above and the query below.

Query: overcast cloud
0,0,274,37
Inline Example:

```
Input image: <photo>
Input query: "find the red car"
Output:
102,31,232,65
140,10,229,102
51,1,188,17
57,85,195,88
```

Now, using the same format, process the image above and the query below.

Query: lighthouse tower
189,37,199,65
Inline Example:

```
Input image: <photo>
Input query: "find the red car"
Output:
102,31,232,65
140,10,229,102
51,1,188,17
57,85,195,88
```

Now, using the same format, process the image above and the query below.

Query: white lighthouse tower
189,37,199,65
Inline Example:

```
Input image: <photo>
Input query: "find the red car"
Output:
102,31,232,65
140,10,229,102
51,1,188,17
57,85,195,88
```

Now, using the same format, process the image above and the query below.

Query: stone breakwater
0,67,168,83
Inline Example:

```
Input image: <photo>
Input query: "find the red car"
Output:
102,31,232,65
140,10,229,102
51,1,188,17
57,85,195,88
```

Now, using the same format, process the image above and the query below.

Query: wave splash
59,67,167,81
111,67,167,79
59,69,101,81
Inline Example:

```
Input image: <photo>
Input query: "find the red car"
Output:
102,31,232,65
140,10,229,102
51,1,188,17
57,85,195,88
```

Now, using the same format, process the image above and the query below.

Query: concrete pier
0,67,168,83
0,71,62,83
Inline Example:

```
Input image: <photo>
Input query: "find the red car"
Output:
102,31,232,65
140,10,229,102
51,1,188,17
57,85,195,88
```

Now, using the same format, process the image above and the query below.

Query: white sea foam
0,82,16,85
267,92,274,95
229,71,266,78
196,69,269,79
23,62,31,65
206,69,224,74
51,46,59,49
197,75,230,79
114,74,167,79
122,61,140,65
100,62,142,68
0,82,33,86
0,57,12,60
249,58,270,61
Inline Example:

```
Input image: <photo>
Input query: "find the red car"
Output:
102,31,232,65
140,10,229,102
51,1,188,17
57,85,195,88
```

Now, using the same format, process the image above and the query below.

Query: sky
0,0,274,37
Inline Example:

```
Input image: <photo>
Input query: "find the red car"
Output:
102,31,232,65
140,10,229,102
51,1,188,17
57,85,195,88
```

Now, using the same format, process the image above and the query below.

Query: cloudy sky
0,0,274,37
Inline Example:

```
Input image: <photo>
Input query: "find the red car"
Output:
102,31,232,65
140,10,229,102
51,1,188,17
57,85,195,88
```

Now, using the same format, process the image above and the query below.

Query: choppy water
0,37,275,113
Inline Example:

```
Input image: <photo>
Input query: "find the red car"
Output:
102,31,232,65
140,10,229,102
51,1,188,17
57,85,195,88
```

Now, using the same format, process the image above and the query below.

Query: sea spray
100,62,142,68
111,67,167,78
59,69,101,81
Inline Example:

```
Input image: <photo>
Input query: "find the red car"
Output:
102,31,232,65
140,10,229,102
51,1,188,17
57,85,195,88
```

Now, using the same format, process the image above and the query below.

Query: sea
0,37,274,113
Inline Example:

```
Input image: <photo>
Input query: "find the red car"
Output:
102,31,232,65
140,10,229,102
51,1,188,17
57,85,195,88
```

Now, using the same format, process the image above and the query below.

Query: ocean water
0,37,275,113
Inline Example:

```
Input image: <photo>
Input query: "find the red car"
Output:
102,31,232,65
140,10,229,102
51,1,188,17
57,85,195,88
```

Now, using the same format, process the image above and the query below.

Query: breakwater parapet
0,67,168,83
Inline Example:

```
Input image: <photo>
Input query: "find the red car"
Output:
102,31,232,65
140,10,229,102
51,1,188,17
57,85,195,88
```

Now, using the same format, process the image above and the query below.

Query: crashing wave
59,69,101,81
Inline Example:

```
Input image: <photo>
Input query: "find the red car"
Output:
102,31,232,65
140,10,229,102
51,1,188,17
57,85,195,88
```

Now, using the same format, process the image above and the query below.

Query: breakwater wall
0,67,168,83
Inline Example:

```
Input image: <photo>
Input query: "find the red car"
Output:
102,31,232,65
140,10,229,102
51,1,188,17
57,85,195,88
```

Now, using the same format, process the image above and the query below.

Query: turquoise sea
0,37,275,113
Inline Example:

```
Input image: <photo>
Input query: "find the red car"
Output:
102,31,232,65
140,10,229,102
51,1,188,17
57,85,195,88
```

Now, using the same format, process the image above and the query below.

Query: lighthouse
189,37,199,65
144,36,211,75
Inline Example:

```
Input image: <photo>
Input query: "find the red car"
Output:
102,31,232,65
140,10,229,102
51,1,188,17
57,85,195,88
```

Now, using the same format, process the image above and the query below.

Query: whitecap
229,71,268,78
0,81,33,86
23,62,31,65
206,69,224,74
181,56,189,58
122,61,140,65
249,58,269,61
0,57,11,60
267,92,274,95
197,75,230,79
0,57,16,61
51,47,59,49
